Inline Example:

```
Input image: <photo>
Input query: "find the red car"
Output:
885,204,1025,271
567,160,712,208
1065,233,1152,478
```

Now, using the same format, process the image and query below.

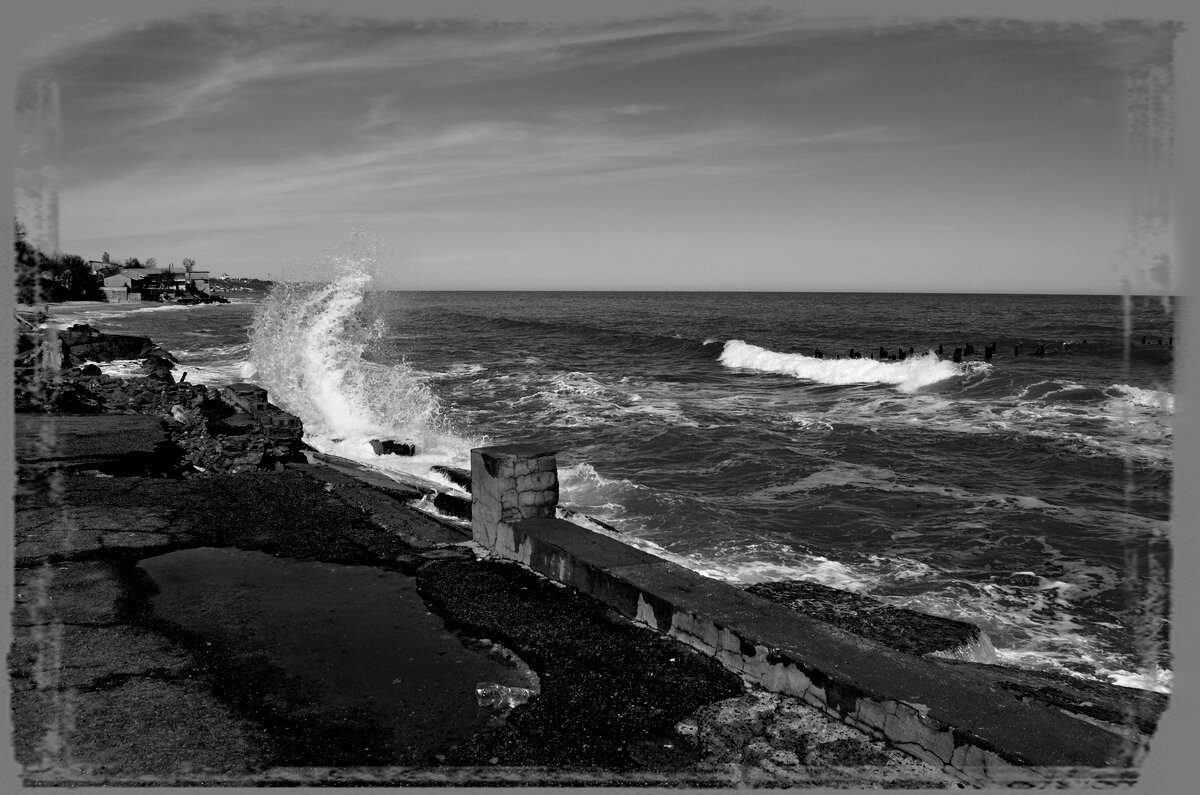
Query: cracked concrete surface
676,689,963,788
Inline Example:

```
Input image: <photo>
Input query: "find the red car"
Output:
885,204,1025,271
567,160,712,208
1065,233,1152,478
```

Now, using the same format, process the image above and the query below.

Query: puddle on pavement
137,546,537,766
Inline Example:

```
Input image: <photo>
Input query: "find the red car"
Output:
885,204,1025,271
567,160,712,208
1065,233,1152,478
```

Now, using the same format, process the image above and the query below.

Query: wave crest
719,339,971,393
248,251,447,448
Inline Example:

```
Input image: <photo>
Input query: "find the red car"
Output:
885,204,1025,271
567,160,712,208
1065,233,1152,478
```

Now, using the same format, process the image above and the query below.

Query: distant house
100,266,213,303
101,272,143,303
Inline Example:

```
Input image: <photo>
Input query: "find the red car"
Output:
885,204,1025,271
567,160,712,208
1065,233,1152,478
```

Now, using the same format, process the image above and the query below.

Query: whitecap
719,339,972,393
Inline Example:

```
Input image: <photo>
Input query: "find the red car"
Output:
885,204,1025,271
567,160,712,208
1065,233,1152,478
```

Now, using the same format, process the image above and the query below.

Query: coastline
9,310,963,787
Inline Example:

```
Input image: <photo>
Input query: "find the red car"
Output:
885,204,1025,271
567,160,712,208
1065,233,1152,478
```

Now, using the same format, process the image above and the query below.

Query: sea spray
248,252,474,470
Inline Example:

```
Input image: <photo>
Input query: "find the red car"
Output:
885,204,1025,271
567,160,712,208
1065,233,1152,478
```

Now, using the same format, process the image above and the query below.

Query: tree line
14,218,196,304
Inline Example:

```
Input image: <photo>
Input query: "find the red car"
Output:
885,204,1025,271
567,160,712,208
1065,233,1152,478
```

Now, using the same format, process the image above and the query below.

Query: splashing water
248,251,474,471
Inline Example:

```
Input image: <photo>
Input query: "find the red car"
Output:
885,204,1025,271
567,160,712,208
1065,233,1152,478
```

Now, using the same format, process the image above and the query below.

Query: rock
142,366,175,385
141,356,177,384
57,325,167,366
1007,571,1040,587
432,492,472,520
210,413,258,436
56,323,102,348
78,363,103,376
369,439,415,456
430,465,472,492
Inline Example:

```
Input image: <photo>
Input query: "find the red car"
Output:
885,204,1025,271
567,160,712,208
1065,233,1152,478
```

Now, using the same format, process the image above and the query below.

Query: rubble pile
14,316,305,475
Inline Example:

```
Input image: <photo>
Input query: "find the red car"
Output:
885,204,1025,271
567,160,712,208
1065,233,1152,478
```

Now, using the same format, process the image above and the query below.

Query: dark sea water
53,276,1175,694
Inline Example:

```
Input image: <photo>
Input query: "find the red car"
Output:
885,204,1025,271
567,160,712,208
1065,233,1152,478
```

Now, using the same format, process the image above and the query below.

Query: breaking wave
248,243,475,471
719,339,975,393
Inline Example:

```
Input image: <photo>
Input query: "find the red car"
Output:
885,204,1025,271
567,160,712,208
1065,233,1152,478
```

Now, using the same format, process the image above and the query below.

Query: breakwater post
470,443,559,553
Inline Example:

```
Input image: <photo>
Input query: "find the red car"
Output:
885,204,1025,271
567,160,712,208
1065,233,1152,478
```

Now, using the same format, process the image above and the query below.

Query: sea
48,262,1175,695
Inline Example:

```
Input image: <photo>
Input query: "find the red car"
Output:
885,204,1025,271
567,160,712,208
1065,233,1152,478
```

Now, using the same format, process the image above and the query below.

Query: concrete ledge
14,414,179,476
746,579,996,662
491,515,1155,787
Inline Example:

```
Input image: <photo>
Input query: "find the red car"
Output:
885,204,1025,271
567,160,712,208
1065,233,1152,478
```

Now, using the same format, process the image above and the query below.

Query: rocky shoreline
9,311,969,787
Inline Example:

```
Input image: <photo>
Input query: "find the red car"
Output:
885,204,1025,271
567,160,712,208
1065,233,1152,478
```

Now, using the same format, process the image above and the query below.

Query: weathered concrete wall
468,445,1157,788
470,443,558,552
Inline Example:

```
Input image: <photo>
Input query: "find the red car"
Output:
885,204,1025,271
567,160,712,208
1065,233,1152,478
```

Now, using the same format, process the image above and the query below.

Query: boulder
141,364,175,385
57,324,173,366
369,439,415,456
141,355,176,373
57,323,103,348
430,465,472,492
432,492,472,520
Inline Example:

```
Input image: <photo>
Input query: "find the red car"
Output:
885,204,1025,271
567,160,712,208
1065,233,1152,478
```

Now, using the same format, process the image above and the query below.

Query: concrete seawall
470,443,1163,788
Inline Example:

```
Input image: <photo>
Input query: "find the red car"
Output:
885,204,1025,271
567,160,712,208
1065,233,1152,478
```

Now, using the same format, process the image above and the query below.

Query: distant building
101,272,142,303
100,266,212,302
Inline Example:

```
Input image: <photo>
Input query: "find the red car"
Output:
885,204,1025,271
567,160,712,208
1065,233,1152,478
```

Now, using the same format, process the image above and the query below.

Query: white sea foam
93,360,148,379
426,362,488,380
511,371,685,428
746,463,1168,539
751,384,1172,467
559,513,877,593
788,414,835,431
719,340,972,393
563,460,1168,692
48,301,200,328
1103,666,1173,693
248,242,479,475
558,462,642,513
174,362,251,386
1104,384,1175,412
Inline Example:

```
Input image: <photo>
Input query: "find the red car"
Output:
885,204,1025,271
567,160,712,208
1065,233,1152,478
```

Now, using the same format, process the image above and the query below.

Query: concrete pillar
471,443,559,551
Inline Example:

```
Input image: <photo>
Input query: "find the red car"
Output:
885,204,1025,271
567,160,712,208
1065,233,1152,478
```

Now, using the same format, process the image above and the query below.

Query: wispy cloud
16,7,1167,290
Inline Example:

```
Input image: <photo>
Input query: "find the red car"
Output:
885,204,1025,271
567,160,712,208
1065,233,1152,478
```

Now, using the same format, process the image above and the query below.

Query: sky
10,0,1186,293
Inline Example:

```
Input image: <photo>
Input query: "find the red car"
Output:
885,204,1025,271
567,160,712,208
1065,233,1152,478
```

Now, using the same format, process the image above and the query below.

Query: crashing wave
719,339,972,393
248,246,473,469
